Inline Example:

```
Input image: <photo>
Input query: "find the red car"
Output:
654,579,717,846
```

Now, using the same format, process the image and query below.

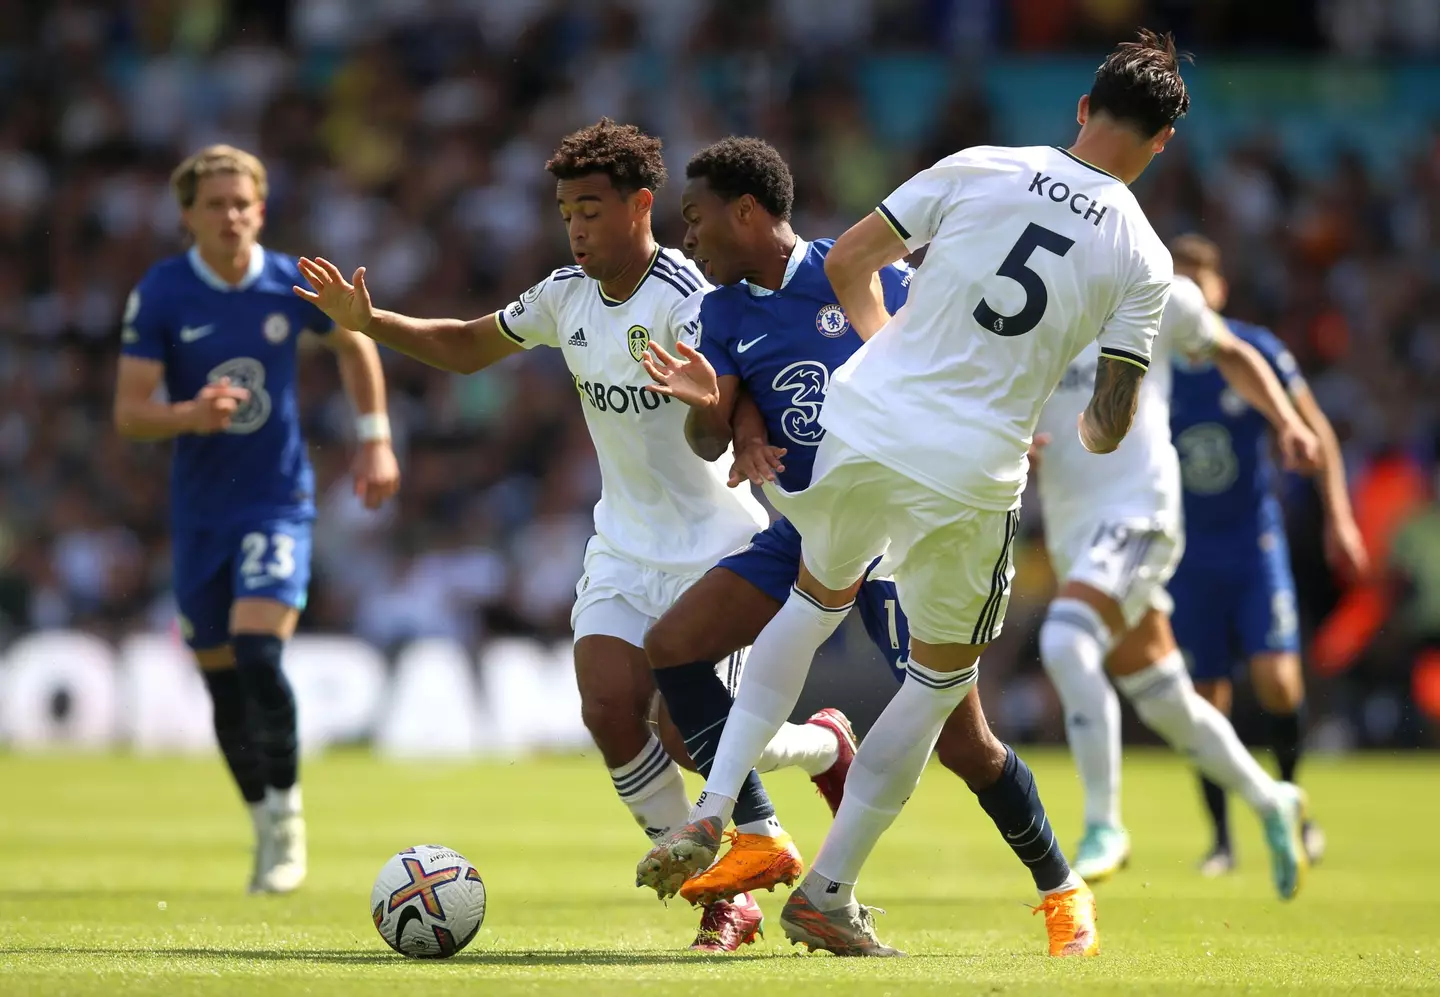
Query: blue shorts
716,517,909,681
172,515,314,649
1169,528,1300,682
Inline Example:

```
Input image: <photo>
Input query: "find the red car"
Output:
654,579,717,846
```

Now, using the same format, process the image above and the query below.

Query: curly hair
685,137,795,221
545,118,668,195
1089,28,1192,138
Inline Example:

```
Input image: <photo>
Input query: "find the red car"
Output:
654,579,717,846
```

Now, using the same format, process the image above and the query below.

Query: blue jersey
1169,319,1306,551
121,246,335,531
697,239,912,491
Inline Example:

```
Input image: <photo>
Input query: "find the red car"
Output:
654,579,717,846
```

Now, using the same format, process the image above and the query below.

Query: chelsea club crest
627,325,650,362
816,303,849,338
264,313,291,344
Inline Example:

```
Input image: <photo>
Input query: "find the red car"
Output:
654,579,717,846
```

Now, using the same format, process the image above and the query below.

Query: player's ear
1076,94,1090,126
734,193,754,224
631,187,654,216
1150,125,1176,155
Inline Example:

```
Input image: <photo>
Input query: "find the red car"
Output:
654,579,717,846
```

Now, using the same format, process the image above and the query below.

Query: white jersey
498,246,767,573
820,144,1172,511
1036,275,1221,534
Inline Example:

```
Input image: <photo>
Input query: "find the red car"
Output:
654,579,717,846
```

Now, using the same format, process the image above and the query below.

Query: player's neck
597,237,659,303
746,226,798,292
1064,134,1145,186
197,243,256,286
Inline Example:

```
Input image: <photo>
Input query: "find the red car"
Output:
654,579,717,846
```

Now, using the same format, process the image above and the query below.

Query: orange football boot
679,830,804,907
1032,885,1099,957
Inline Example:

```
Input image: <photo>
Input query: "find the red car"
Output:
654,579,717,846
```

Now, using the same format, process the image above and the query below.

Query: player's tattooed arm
1078,357,1145,454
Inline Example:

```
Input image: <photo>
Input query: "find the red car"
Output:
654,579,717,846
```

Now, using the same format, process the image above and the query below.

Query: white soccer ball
371,844,487,958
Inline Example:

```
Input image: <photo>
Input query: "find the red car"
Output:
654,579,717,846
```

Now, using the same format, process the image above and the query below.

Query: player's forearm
1079,357,1145,454
1302,400,1356,524
685,403,732,462
114,398,198,441
1212,336,1303,435
330,329,389,417
362,310,494,375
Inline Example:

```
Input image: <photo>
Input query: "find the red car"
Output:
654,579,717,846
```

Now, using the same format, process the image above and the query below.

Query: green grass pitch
1,749,1437,996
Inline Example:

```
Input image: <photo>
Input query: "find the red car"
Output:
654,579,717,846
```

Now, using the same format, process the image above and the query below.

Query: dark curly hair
685,137,794,221
1089,29,1192,138
545,118,667,195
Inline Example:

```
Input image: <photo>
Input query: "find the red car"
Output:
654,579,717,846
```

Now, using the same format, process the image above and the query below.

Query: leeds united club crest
627,325,650,363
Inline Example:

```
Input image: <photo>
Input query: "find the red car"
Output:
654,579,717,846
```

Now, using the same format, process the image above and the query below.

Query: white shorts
764,435,1021,647
569,536,748,697
1047,517,1183,630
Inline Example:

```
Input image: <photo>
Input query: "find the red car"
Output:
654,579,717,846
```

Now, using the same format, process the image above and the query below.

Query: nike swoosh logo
736,335,767,353
179,325,214,343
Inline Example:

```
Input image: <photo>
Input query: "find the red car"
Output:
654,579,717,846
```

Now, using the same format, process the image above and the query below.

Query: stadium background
2,0,1438,755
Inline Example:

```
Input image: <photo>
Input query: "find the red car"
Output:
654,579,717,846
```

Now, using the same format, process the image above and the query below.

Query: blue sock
973,745,1073,893
652,660,775,826
1268,702,1304,785
232,634,298,791
1199,774,1231,851
201,667,265,804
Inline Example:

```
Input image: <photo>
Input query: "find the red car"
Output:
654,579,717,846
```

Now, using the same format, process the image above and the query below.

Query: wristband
356,413,391,442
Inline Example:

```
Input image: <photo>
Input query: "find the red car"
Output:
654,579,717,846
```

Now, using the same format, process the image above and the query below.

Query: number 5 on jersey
973,223,1075,337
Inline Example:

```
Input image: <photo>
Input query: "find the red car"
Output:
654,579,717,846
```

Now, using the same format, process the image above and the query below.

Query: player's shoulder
1227,318,1295,365
134,252,196,293
650,246,709,301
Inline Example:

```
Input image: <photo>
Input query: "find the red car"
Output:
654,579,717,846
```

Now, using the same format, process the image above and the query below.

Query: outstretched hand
294,257,374,332
642,341,720,409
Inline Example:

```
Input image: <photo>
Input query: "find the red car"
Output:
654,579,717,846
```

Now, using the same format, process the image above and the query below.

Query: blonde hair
171,145,269,208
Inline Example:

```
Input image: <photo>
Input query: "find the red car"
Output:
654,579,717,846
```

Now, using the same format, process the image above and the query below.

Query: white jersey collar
188,243,265,292
745,236,808,298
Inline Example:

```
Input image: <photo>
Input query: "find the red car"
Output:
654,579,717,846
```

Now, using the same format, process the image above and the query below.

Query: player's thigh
574,630,657,765
853,575,909,682
172,529,235,650
229,517,313,635
1169,559,1237,687
1248,651,1305,713
1059,519,1182,640
896,501,1022,651
644,522,800,670
765,436,892,593
193,645,236,671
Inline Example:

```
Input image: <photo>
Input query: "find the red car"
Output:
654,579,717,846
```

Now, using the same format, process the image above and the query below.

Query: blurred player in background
113,145,401,893
637,136,1080,957
642,29,1197,956
295,119,845,950
1034,257,1319,898
1168,233,1367,876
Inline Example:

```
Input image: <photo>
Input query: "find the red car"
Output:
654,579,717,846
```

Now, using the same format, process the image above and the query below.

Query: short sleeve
1098,279,1170,372
1249,328,1307,396
876,164,957,254
299,299,335,336
878,261,914,315
667,286,707,351
119,280,167,362
1158,276,1219,359
496,269,572,350
695,295,738,379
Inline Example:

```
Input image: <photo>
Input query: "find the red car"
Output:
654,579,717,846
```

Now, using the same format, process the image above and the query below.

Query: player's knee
579,687,648,747
1117,654,1196,732
1251,654,1304,713
231,633,292,708
642,616,693,671
1038,598,1113,673
198,664,247,726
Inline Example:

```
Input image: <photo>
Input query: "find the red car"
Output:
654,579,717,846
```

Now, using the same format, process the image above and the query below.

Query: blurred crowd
1,0,1438,744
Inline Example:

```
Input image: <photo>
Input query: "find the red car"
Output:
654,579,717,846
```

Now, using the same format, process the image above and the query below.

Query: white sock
735,816,784,837
809,657,978,910
247,801,267,840
700,588,850,806
798,868,855,910
1039,599,1123,828
264,785,302,818
609,736,691,842
757,721,840,777
1115,651,1281,814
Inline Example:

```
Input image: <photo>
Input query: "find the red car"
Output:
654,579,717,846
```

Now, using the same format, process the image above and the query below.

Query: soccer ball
371,845,487,958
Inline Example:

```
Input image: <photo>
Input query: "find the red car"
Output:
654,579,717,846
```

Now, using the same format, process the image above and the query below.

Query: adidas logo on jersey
568,328,587,347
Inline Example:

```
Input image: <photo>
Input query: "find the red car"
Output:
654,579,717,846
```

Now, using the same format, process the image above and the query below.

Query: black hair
545,117,667,194
685,137,795,221
1088,29,1192,138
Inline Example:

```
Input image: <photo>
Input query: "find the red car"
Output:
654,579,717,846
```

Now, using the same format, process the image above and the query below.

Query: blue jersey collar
188,243,265,292
745,237,808,298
